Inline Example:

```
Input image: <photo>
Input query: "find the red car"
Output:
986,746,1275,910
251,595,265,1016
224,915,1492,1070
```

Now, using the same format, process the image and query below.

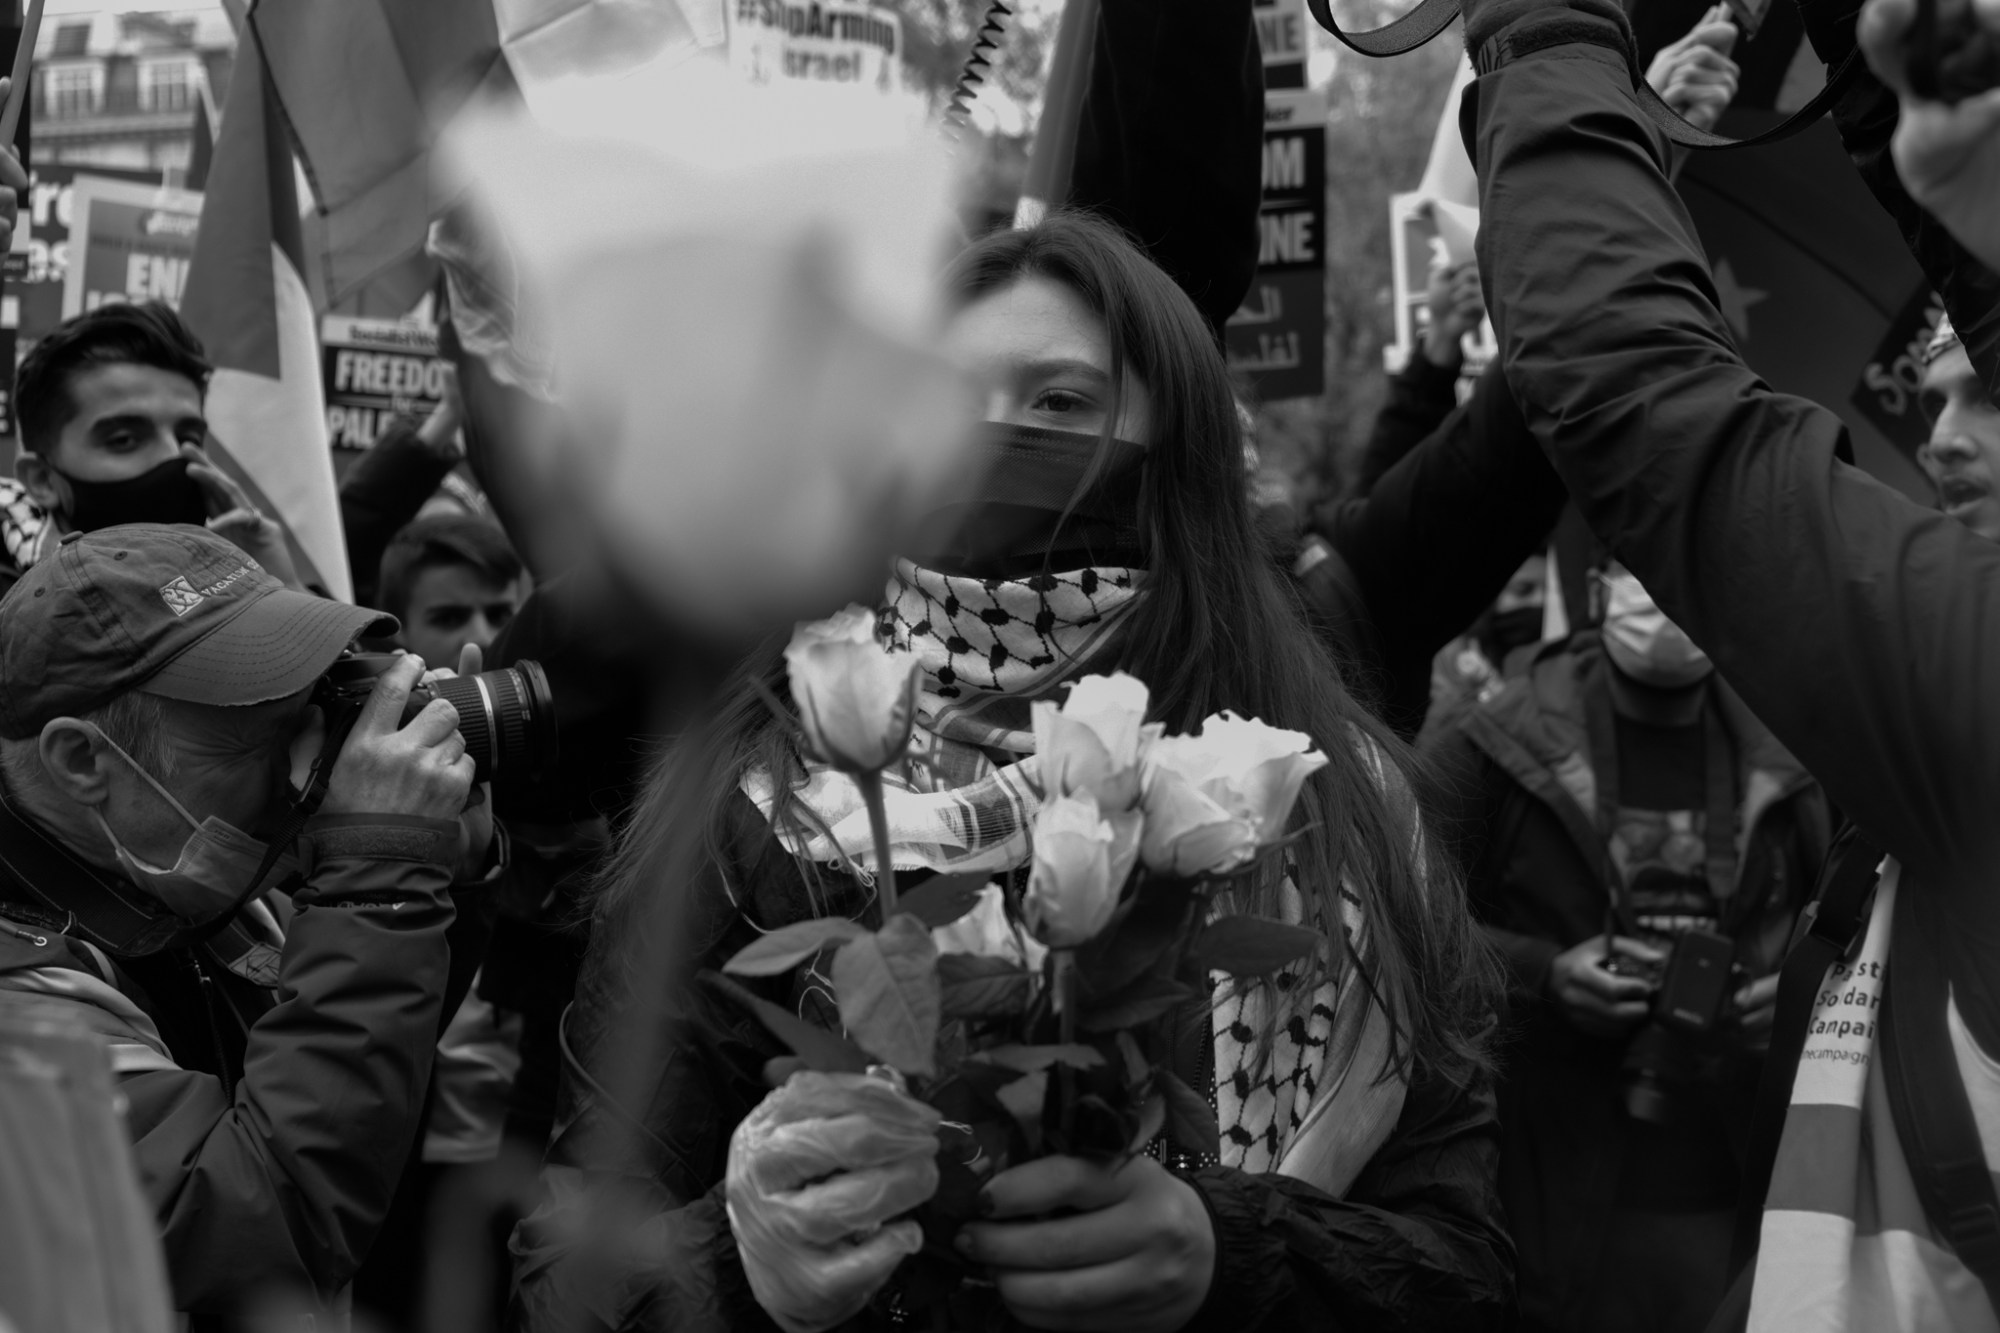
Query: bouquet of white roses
706,608,1329,1322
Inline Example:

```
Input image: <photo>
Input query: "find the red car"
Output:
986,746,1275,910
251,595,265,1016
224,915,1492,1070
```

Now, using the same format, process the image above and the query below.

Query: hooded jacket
0,791,490,1326
1426,637,1830,1326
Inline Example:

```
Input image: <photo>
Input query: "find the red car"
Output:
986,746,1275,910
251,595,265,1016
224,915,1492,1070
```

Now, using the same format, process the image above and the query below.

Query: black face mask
56,456,210,533
1480,605,1545,662
909,424,1147,579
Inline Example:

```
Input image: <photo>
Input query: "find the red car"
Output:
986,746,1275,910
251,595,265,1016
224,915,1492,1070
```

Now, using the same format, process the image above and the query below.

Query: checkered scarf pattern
741,560,1142,875
0,478,50,572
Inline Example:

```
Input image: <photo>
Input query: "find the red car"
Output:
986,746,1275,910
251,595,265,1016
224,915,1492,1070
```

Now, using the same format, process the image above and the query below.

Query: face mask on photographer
1601,568,1713,688
84,727,298,925
56,456,211,533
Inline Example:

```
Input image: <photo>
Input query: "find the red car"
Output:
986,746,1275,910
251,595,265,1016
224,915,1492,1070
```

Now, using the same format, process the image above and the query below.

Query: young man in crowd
1426,562,1828,1331
1468,0,2000,1324
374,513,529,671
1916,313,1999,544
0,524,501,1325
1,302,304,595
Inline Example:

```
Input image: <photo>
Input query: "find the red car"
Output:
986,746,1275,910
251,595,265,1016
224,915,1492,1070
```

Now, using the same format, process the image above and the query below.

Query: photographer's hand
1861,0,2000,273
1548,934,1661,1036
320,654,475,822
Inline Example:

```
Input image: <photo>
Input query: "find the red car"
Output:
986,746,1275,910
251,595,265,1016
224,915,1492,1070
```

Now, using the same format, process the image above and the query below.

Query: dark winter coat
1424,638,1830,1326
508,794,1516,1333
0,792,493,1326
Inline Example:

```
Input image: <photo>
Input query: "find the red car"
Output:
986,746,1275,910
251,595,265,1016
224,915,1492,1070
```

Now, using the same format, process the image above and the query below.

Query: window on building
50,23,90,58
44,64,101,119
139,59,194,113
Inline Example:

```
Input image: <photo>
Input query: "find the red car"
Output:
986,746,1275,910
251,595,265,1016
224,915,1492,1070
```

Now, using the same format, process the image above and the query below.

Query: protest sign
320,314,450,452
1253,0,1308,89
728,0,904,92
1849,285,1946,464
60,176,202,322
1226,88,1326,402
6,165,161,349
1386,190,1495,382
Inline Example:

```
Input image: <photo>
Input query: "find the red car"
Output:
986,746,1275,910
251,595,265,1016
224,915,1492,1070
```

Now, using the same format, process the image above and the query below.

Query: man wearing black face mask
0,524,502,1325
0,301,304,598
1423,561,1830,1333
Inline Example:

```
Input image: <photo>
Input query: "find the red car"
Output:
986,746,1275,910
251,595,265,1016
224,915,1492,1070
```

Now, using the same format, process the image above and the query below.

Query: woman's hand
957,1154,1215,1333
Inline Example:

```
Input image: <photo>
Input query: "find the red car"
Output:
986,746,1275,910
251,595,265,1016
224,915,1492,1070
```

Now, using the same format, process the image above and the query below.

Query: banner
61,177,204,322
1850,285,1947,463
727,0,903,92
1386,190,1495,381
320,314,449,451
1226,88,1326,402
5,166,164,351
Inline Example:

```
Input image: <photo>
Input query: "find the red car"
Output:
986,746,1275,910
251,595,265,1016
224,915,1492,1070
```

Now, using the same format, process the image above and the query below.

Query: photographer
1,301,307,597
1425,562,1829,1332
0,525,500,1325
1466,0,2000,1322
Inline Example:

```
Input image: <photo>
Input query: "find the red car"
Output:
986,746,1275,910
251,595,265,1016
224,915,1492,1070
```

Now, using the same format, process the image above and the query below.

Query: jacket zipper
186,952,236,1099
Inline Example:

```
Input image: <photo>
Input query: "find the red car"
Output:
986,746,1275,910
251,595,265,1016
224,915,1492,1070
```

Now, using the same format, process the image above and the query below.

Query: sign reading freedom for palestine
320,315,450,451
1226,88,1327,402
728,0,904,92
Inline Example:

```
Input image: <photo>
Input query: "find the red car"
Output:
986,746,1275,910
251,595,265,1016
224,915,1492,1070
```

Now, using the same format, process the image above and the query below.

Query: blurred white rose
1022,793,1140,948
1139,713,1328,877
930,883,1048,973
1031,672,1157,813
785,606,921,774
442,64,981,637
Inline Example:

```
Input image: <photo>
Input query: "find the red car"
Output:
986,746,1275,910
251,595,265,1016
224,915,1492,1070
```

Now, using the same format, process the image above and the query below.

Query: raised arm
1469,0,2000,883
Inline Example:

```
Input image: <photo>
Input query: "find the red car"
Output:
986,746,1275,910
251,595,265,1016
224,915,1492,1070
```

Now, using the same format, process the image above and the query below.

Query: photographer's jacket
0,793,481,1324
1425,637,1829,1326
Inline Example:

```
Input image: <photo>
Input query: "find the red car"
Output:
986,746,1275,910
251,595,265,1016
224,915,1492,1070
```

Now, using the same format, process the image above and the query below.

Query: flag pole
0,0,42,146
1013,0,1097,227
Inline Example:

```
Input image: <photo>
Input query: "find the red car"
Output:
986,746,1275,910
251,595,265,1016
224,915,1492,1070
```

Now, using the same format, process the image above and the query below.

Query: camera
312,651,558,787
1603,928,1743,1124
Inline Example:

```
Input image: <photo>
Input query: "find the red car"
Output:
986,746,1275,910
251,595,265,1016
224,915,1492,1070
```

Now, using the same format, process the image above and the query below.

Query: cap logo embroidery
159,576,205,617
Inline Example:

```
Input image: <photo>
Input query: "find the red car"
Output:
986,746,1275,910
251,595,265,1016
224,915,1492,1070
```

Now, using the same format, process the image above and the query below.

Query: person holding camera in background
0,301,310,597
1425,560,1829,1333
0,524,502,1326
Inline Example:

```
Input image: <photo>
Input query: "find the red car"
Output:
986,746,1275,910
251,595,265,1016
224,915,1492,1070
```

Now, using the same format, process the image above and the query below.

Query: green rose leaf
973,1043,1107,1074
1190,916,1323,979
721,917,867,977
937,953,1035,1020
1159,1068,1221,1157
896,872,993,929
699,972,871,1074
832,914,942,1077
1078,975,1196,1032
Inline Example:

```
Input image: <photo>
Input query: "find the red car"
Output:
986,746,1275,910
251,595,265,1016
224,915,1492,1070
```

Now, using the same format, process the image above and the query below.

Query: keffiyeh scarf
742,561,1408,1185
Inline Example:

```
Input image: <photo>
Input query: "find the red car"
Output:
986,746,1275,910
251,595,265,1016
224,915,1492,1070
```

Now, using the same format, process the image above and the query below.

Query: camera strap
1303,0,1864,152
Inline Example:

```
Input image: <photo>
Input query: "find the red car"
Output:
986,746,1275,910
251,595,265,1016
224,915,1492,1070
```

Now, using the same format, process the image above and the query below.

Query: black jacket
1469,0,2000,1248
1352,351,1463,498
1425,638,1829,1326
508,795,1515,1333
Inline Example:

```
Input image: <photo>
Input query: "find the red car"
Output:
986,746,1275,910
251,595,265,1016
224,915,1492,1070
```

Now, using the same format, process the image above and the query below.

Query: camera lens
423,661,558,786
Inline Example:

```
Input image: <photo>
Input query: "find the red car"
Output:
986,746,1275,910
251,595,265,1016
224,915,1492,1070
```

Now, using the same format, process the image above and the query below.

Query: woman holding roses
510,210,1511,1333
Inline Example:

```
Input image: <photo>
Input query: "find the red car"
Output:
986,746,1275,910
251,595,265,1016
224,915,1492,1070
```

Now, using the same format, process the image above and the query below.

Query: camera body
1604,928,1743,1124
312,651,558,787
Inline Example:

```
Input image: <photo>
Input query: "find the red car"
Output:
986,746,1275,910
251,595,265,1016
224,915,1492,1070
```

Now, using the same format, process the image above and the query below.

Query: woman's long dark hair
590,210,1498,1090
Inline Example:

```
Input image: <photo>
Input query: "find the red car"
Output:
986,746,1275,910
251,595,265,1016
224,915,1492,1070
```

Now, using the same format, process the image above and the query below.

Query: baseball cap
0,524,396,740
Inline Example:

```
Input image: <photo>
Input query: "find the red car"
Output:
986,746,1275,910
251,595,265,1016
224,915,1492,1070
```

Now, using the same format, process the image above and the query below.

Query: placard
1226,89,1326,402
728,0,904,92
1253,0,1309,88
320,315,450,451
60,176,203,321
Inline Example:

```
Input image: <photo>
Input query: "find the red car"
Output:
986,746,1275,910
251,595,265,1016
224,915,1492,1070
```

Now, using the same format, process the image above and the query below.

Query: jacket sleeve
118,813,461,1312
338,415,459,609
1318,361,1567,737
1353,353,1464,497
1471,18,2000,892
1182,1062,1514,1332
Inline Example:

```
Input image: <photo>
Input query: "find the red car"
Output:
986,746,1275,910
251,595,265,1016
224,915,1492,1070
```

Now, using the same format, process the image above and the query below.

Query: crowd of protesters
0,0,1994,1328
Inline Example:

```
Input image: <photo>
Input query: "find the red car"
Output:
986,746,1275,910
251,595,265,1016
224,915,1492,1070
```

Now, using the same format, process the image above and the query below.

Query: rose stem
1056,950,1077,1147
857,771,899,921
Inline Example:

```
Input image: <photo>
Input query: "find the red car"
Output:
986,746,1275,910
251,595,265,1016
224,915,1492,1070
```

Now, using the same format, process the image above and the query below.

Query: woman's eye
1031,389,1088,414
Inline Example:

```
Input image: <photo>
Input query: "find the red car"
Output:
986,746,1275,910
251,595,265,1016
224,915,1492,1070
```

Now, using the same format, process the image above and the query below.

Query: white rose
1022,793,1141,948
930,883,1049,973
1139,713,1328,877
1031,671,1158,813
785,605,921,773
